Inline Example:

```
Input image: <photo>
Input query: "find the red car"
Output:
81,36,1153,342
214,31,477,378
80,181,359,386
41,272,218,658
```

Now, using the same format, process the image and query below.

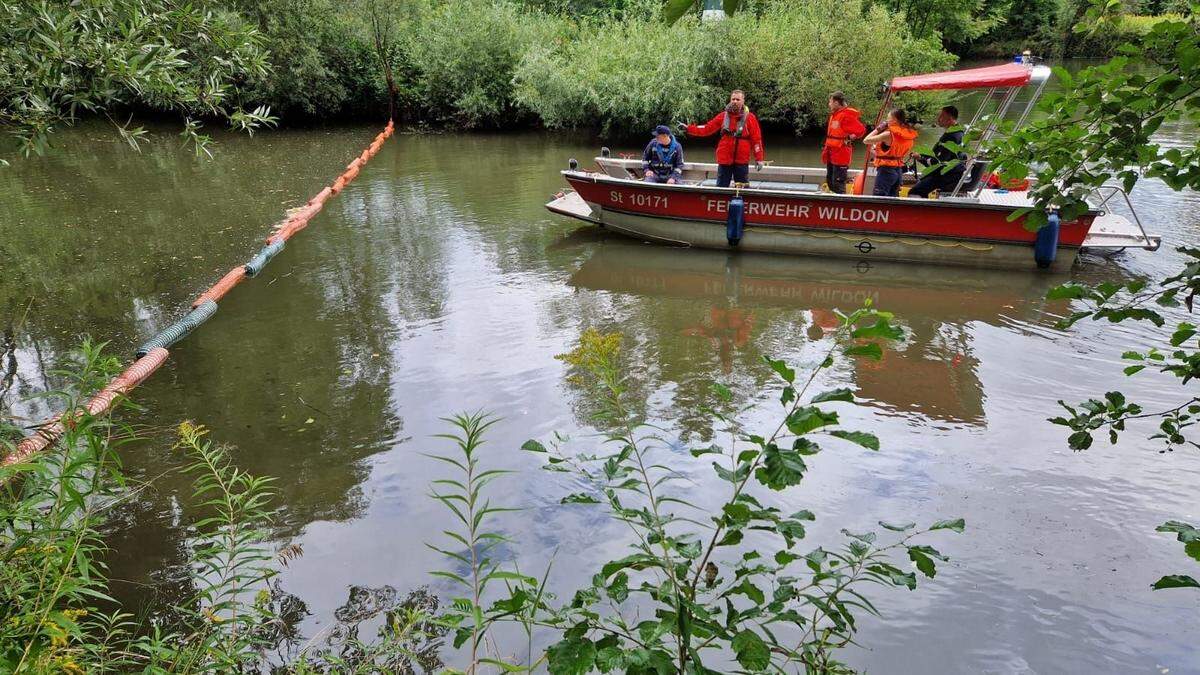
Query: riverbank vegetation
1,305,963,672
1,0,954,149
3,0,1188,154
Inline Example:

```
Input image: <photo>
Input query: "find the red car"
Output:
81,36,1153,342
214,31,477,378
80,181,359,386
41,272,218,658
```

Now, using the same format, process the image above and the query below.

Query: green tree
0,0,275,158
881,0,1010,47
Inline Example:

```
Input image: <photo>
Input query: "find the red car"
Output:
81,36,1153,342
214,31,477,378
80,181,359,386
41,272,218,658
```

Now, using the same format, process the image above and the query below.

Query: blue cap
654,125,671,136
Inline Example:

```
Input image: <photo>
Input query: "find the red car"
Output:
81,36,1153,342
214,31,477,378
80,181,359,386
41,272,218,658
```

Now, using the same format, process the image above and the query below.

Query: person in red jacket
821,91,866,194
679,90,764,188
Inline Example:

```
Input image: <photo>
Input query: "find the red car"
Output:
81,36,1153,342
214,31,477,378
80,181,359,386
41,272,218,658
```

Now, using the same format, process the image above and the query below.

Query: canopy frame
854,59,1053,198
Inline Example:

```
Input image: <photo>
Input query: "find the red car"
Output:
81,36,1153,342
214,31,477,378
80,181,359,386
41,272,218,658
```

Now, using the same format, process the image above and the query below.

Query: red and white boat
546,61,1160,271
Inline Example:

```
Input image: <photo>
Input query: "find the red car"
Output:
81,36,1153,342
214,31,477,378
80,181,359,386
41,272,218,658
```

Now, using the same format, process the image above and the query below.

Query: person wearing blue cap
642,125,685,184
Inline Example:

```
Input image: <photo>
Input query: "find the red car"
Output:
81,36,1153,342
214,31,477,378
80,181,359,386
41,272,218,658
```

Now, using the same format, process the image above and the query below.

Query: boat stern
546,190,599,224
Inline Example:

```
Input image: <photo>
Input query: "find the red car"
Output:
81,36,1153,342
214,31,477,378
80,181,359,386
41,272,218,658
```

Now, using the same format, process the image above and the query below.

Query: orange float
6,122,396,468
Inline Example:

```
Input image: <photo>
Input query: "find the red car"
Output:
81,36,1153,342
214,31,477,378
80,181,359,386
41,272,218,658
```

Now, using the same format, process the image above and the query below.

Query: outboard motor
1034,211,1060,269
726,196,745,247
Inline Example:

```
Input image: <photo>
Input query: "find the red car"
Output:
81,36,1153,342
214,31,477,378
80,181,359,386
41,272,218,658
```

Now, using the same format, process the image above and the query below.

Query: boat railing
1092,184,1152,244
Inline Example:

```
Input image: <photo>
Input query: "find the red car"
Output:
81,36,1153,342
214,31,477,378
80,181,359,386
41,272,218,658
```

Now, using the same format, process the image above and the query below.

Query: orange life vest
824,107,862,149
874,123,918,168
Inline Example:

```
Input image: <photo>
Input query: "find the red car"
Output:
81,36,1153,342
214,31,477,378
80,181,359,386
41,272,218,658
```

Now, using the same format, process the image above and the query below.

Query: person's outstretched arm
686,112,725,138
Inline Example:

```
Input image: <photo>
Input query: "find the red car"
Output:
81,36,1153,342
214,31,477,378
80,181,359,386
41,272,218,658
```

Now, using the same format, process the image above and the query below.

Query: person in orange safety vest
679,90,765,188
821,91,866,194
864,108,919,197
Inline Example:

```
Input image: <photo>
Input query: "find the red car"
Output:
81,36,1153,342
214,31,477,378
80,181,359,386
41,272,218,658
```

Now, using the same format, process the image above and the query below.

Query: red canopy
889,62,1032,92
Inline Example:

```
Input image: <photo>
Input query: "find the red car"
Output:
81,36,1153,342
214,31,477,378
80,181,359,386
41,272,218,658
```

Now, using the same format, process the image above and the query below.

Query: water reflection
567,236,1097,428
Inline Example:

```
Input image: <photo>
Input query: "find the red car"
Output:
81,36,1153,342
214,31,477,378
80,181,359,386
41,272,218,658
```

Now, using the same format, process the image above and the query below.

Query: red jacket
821,106,866,167
687,109,764,166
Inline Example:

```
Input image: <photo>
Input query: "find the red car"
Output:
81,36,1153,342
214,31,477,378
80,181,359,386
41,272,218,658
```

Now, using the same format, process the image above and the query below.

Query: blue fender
1034,211,1060,269
726,196,745,247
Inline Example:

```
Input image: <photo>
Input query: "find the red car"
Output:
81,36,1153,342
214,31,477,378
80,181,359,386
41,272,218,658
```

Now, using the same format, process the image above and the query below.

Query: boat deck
1082,213,1161,251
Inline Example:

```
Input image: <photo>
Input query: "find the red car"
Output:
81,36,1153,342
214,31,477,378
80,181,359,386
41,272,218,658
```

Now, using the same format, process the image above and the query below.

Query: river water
2,110,1198,672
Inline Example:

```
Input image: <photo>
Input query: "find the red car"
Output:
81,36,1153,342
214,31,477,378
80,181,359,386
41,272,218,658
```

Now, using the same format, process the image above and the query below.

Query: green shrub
514,17,718,133
0,0,273,156
1070,12,1189,56
719,0,956,128
405,1,568,127
514,0,955,134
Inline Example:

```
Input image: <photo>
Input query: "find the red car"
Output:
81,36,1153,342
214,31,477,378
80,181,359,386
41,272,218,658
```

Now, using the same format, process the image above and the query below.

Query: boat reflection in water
567,235,1074,427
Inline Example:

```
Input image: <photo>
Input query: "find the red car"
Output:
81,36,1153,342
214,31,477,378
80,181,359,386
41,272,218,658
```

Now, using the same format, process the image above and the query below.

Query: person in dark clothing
908,106,966,198
642,124,685,183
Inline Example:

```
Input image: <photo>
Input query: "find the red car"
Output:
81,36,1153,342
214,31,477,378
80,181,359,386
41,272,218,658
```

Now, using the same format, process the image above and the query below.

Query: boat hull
596,207,1080,271
559,172,1091,271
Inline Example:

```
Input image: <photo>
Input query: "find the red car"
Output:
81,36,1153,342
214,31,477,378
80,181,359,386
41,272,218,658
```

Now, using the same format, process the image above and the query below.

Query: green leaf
601,554,661,579
607,571,629,602
1046,283,1089,300
930,518,965,533
1068,430,1094,450
561,493,601,504
851,318,904,341
830,429,880,451
712,382,733,402
909,548,936,578
845,343,883,360
1152,574,1200,590
879,521,916,532
1156,521,1200,543
811,388,854,404
730,577,765,604
786,407,839,435
732,630,770,671
522,439,547,453
755,445,807,490
1186,541,1200,564
777,519,808,546
907,544,947,579
547,636,597,675
763,356,795,383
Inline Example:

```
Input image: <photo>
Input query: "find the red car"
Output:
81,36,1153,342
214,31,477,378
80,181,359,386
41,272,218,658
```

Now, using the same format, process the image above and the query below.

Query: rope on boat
3,121,396,469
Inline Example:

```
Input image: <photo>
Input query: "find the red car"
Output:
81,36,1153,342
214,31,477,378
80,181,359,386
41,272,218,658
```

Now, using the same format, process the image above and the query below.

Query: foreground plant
0,340,127,673
429,303,964,673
